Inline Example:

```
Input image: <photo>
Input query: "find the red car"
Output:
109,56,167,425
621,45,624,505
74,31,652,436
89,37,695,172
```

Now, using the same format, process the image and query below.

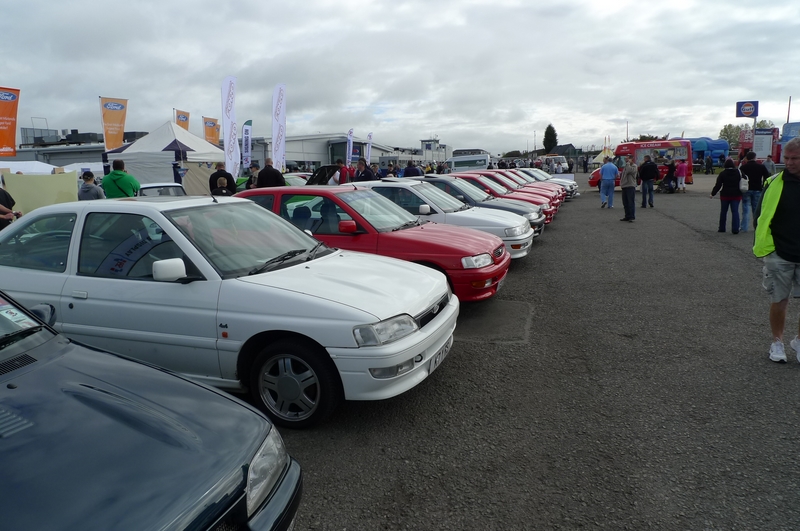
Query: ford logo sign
205,121,216,127
0,91,18,102
103,102,125,111
177,114,188,122
740,102,755,116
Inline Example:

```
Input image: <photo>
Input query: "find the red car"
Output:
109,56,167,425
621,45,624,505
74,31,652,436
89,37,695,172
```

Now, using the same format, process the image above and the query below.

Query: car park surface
236,186,511,301
0,196,458,428
0,289,302,530
348,178,535,259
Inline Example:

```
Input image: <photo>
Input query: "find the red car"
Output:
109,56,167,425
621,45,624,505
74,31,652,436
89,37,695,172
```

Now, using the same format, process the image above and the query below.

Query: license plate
429,335,453,374
496,275,506,292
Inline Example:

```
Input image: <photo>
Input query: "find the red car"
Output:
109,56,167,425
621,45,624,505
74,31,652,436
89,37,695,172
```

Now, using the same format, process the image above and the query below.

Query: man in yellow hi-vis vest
753,137,800,363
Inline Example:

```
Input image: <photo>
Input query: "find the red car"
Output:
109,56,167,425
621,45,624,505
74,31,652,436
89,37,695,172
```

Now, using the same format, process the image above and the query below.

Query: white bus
445,154,491,172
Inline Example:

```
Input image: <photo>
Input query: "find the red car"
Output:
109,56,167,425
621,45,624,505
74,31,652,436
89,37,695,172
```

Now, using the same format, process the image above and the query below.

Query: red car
236,186,510,302
449,173,557,224
465,171,562,211
480,170,565,208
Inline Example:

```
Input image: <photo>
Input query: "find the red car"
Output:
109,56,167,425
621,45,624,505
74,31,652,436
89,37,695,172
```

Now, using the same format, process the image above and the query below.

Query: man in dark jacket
209,162,236,194
256,158,286,188
354,158,376,182
0,185,21,230
638,155,659,208
403,161,422,177
739,151,771,232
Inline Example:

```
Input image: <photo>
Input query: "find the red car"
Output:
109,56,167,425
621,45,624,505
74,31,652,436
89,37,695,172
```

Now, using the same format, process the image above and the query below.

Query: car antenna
211,194,218,203
351,184,357,190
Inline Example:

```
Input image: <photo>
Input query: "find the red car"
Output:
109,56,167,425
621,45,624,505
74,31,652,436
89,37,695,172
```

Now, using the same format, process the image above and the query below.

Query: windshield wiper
249,249,307,275
457,204,471,211
0,326,43,350
306,241,327,261
392,220,418,231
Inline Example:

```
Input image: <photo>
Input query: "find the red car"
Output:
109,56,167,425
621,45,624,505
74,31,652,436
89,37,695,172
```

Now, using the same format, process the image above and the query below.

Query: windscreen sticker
0,303,38,328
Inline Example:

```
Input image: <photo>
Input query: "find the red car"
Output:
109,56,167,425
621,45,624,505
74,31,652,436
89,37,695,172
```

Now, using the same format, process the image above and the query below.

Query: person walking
753,137,800,363
102,159,140,198
740,151,771,232
599,157,619,209
256,158,286,188
620,156,637,222
77,171,105,200
705,154,714,175
638,155,658,208
763,154,777,176
709,159,743,233
583,157,589,173
675,159,688,193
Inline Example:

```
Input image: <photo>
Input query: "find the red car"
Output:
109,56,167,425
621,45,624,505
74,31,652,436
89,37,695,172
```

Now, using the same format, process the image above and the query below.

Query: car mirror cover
339,220,358,233
153,258,187,282
418,204,431,215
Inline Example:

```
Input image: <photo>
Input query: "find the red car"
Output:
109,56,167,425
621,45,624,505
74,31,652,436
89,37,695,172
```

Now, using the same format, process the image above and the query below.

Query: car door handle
71,291,88,299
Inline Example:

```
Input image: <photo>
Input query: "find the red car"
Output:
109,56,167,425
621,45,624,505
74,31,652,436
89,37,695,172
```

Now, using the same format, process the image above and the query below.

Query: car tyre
250,339,342,429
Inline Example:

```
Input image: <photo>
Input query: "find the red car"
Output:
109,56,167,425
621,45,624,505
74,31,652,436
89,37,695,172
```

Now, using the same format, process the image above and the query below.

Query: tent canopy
106,122,224,189
0,161,57,174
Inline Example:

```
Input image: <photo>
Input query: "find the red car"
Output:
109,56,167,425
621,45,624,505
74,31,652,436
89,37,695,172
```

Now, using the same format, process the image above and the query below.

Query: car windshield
284,175,307,186
509,171,535,183
530,168,552,180
164,202,324,278
477,176,510,194
492,174,522,190
0,295,44,352
452,178,492,202
411,182,468,213
140,186,186,197
337,190,418,232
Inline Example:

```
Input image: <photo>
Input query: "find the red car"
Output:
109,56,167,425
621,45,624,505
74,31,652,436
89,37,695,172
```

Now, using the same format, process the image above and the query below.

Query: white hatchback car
0,197,458,428
351,179,535,259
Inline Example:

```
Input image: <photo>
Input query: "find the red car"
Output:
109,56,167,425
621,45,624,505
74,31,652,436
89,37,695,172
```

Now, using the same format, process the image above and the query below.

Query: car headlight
353,314,418,346
247,426,289,517
461,253,493,269
505,223,528,237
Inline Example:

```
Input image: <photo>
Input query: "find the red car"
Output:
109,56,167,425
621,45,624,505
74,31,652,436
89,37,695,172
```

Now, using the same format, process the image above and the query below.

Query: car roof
139,182,184,188
17,196,251,217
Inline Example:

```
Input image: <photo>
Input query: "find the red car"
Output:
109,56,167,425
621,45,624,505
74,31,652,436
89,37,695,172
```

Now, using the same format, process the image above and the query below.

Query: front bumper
502,228,535,259
327,293,460,400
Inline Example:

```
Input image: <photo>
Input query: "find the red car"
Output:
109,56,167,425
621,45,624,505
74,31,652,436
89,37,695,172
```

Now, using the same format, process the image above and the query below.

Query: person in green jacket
753,137,800,363
102,159,141,198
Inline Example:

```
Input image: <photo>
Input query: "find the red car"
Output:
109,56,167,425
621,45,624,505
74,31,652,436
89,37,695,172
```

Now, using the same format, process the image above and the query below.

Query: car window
248,194,275,211
140,186,186,197
477,176,510,194
411,182,466,212
453,179,492,201
78,213,195,280
280,195,352,235
372,187,427,214
0,213,76,272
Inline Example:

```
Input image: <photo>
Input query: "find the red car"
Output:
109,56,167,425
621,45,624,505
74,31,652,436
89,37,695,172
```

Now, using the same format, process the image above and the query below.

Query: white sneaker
770,340,787,363
791,336,800,363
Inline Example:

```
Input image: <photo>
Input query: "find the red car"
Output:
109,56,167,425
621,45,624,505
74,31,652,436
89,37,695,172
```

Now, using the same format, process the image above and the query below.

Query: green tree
632,134,663,142
756,119,775,129
543,124,558,153
718,124,742,145
503,150,523,158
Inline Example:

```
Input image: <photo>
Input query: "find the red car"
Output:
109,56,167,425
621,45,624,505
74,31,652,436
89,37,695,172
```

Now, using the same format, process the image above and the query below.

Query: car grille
414,292,450,330
493,246,505,259
0,354,36,376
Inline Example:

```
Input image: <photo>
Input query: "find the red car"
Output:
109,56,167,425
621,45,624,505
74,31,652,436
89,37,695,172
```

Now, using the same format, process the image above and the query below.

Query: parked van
445,154,491,172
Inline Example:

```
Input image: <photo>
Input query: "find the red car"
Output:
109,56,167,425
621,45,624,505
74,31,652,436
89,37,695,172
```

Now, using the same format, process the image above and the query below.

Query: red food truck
588,140,693,187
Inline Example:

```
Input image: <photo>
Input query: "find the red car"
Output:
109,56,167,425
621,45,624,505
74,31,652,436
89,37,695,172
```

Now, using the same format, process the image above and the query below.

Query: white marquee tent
0,160,57,175
107,121,225,195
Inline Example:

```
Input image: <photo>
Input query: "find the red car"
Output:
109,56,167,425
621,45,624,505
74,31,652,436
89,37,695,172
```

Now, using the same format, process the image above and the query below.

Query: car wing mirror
30,303,56,327
339,220,358,233
418,204,431,215
153,258,187,282
455,195,465,202
304,229,313,237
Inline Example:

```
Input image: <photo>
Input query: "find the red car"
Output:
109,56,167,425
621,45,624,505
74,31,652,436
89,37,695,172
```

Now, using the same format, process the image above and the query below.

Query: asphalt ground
280,174,800,530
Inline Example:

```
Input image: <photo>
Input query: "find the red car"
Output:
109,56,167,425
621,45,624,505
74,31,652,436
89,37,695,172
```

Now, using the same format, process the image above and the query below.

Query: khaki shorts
763,252,800,303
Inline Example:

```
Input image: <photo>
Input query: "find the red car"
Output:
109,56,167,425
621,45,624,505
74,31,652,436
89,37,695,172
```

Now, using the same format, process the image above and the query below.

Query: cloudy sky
4,0,799,155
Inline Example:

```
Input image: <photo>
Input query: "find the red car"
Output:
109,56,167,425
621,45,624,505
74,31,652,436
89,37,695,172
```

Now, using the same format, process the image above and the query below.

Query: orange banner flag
100,97,128,151
203,117,220,144
0,87,21,157
175,109,190,130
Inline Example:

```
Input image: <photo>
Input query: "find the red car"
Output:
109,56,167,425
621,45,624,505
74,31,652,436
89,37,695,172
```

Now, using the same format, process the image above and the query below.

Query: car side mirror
419,204,431,215
153,258,187,282
304,229,313,237
455,195,465,202
339,220,358,233
30,304,56,327
484,189,492,194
